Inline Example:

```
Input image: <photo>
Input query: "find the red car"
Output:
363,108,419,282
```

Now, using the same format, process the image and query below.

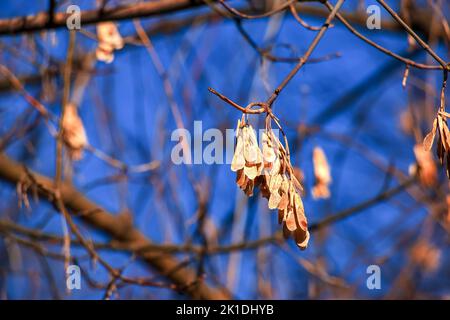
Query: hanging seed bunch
96,22,124,64
62,103,88,160
231,116,310,250
423,111,450,177
311,146,331,199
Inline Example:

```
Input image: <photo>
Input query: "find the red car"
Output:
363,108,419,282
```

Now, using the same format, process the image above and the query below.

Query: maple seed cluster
423,112,450,177
231,118,309,250
62,103,88,160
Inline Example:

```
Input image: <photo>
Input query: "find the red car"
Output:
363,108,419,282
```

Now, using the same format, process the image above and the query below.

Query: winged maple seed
423,111,450,178
231,118,309,250
311,146,331,199
62,103,88,160
96,22,124,63
412,144,437,187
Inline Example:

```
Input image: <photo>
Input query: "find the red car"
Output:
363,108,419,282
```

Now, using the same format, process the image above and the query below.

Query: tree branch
0,0,209,36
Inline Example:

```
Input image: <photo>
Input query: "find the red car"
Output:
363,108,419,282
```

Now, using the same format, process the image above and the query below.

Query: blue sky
0,0,449,299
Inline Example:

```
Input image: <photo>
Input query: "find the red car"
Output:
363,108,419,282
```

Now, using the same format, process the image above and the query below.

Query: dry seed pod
96,22,124,63
62,103,88,160
311,146,331,199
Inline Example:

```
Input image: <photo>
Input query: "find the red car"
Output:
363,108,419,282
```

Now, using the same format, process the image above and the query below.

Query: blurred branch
0,174,417,255
324,1,444,70
0,0,210,36
0,152,230,300
0,0,446,39
309,177,417,232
